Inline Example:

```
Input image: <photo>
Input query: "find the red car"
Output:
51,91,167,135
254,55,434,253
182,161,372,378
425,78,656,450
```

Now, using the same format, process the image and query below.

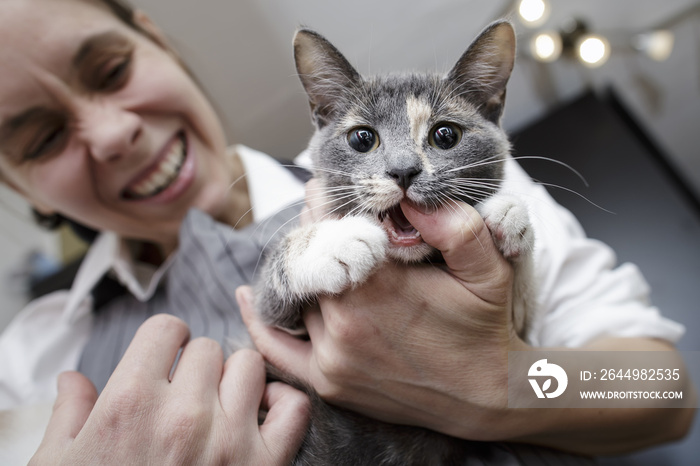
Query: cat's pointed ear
446,20,516,124
294,29,361,128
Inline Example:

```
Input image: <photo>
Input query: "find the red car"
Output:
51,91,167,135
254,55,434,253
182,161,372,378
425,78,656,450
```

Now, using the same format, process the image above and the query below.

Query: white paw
478,194,533,260
286,216,388,295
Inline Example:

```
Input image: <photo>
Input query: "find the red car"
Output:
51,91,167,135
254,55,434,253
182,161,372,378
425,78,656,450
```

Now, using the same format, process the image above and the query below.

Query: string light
633,30,675,61
518,3,676,69
530,31,562,62
577,34,610,67
518,0,549,27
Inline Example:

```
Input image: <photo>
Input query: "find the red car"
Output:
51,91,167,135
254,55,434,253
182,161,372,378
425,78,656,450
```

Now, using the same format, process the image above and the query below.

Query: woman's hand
30,314,310,465
239,197,530,441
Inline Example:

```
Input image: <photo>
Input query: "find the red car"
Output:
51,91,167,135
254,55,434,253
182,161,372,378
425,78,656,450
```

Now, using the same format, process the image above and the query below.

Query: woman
1,0,309,462
0,0,694,463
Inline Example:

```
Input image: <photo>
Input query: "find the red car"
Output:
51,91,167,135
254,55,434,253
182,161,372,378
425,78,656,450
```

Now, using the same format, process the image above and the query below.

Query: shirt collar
60,232,175,324
61,145,306,323
61,231,117,323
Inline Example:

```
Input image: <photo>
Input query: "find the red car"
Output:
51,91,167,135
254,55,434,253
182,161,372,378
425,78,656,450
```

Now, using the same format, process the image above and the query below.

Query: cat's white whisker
448,179,502,191
310,167,356,178
249,188,370,277
345,199,375,219
454,175,610,214
248,190,359,256
442,194,487,253
447,186,501,201
530,181,614,214
319,194,366,221
226,171,250,192
444,187,490,205
443,153,505,173
509,156,589,187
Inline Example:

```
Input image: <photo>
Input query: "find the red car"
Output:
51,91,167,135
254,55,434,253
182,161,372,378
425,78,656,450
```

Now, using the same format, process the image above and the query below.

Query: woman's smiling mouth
123,132,187,200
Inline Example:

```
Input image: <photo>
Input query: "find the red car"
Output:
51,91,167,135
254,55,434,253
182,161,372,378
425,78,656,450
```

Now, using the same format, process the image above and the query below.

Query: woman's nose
78,101,142,163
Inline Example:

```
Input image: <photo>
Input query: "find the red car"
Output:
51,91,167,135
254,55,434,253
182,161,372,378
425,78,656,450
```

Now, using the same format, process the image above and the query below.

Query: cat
254,20,536,465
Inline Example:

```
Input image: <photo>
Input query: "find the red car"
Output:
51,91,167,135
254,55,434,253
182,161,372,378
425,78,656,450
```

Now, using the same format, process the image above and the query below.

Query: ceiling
134,0,700,196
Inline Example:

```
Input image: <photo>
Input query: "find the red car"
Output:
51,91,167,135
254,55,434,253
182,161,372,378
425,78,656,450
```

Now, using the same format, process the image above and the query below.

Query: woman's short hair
101,0,137,27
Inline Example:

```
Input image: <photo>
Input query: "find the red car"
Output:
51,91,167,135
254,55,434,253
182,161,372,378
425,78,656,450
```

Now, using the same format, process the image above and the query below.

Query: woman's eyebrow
73,30,128,69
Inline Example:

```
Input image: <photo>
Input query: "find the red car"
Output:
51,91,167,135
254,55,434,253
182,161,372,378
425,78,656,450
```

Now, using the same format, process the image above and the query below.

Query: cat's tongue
381,205,423,247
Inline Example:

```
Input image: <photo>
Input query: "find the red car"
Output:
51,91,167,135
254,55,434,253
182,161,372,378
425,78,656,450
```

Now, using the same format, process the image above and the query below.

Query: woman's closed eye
92,52,133,92
75,32,135,93
0,108,71,163
25,121,69,161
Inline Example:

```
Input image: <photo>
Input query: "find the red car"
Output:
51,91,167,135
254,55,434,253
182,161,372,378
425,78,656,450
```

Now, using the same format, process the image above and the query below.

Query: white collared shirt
0,145,306,410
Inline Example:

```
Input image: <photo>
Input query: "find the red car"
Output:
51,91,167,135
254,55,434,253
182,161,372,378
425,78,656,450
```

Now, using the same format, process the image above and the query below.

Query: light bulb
530,31,562,62
518,0,549,27
633,30,674,61
578,34,610,67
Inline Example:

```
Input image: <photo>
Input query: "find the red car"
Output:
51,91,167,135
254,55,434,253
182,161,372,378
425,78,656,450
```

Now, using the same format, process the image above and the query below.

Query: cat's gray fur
255,20,536,465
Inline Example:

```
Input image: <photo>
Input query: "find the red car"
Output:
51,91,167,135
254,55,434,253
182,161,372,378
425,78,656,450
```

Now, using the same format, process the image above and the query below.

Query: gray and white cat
256,20,536,465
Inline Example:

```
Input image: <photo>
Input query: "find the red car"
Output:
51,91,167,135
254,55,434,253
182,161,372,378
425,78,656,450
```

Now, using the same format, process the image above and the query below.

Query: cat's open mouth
378,205,423,247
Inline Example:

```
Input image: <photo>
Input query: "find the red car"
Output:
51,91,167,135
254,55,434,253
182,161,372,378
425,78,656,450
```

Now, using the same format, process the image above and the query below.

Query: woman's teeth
125,136,186,199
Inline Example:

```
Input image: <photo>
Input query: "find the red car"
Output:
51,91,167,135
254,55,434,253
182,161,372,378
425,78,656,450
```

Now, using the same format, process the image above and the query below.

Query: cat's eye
347,127,379,153
429,123,462,150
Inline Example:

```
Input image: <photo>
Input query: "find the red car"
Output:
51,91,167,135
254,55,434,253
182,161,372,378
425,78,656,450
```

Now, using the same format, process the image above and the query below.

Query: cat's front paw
287,216,388,295
478,195,533,260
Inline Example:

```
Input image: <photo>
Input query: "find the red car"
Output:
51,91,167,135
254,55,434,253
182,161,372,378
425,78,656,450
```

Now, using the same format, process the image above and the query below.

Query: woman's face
0,0,235,245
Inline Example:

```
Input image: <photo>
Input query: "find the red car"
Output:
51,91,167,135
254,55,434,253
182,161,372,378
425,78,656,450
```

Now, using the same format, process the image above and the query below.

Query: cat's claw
286,216,388,295
478,194,533,261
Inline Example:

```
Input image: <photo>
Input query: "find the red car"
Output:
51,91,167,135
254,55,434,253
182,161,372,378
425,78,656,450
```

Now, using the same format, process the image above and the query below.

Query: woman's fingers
219,348,266,420
111,314,191,382
35,371,97,455
237,286,314,384
400,200,505,283
259,381,311,465
170,337,224,398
